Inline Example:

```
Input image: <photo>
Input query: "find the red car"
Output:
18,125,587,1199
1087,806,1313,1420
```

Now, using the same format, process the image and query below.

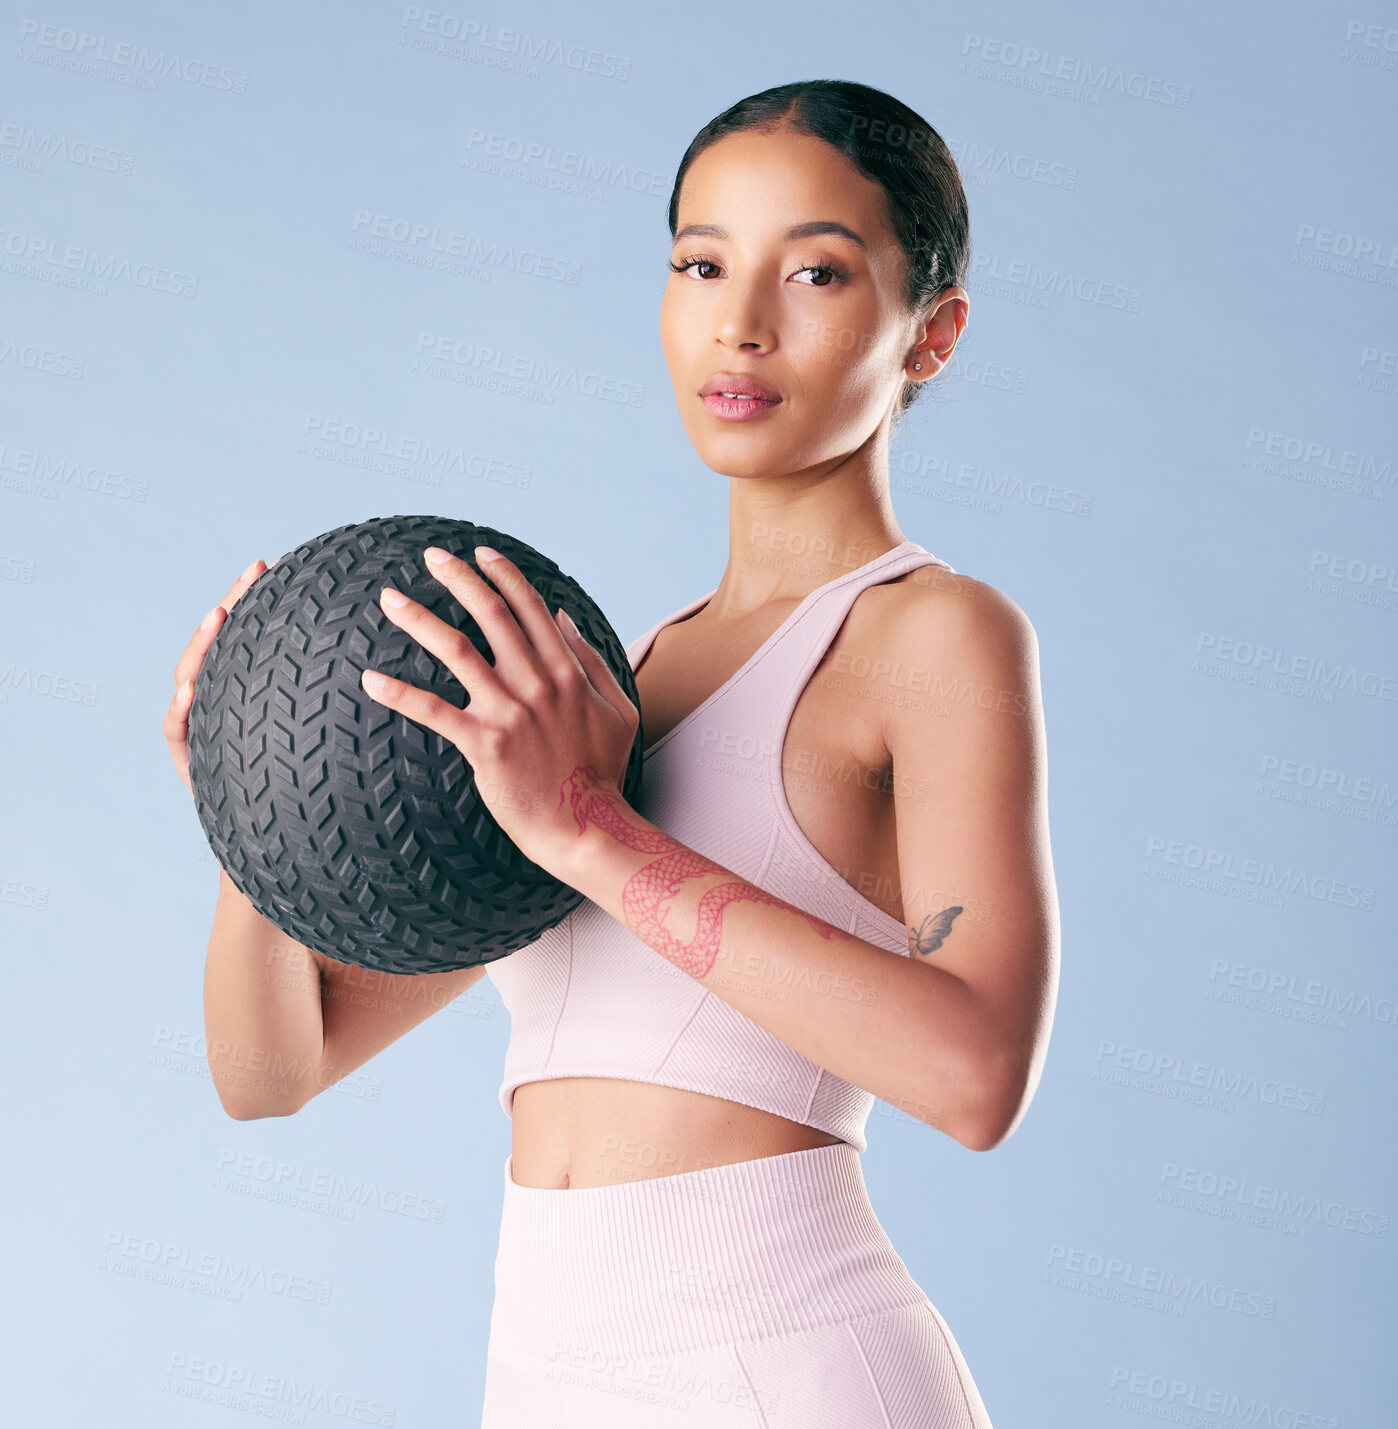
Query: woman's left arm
363,545,1058,1152
556,574,1060,1154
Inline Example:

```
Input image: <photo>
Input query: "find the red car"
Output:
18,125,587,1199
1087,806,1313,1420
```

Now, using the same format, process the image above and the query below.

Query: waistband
490,1141,930,1361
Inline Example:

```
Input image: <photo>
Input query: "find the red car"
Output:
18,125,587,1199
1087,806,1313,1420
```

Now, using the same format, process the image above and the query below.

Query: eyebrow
673,220,867,250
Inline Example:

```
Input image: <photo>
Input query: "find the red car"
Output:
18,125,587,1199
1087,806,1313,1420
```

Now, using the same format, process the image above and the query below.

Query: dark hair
666,79,970,427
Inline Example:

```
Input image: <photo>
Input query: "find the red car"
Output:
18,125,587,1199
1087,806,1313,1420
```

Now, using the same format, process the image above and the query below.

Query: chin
692,437,789,481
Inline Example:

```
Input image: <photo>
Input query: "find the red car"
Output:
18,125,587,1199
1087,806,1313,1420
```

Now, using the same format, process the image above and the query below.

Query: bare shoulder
869,563,1039,667
849,565,1042,763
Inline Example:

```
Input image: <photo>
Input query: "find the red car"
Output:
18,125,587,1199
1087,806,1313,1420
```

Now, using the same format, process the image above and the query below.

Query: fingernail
240,559,259,580
425,547,452,565
200,607,220,631
179,679,194,699
380,586,409,608
558,607,579,636
362,669,388,689
474,545,501,563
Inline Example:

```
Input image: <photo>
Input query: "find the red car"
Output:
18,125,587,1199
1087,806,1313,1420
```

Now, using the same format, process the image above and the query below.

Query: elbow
222,1100,301,1121
209,1056,314,1120
216,1088,305,1121
956,1041,1032,1153
222,1103,286,1122
959,1108,1016,1154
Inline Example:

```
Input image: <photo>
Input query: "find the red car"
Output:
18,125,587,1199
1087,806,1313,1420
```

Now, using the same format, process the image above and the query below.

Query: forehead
675,126,895,245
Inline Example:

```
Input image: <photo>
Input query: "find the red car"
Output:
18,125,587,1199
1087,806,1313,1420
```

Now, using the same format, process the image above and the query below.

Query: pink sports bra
487,540,956,1152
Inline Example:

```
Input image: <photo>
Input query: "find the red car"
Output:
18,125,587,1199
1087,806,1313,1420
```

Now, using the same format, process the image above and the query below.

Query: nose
712,272,776,353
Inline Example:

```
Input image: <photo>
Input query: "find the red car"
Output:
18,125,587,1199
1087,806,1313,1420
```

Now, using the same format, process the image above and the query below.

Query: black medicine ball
187,514,645,974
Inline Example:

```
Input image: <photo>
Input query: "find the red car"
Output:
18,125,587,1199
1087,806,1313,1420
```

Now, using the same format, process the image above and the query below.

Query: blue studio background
2,1,1394,1424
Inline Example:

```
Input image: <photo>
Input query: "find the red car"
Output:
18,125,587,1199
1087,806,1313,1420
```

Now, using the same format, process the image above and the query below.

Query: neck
711,459,907,620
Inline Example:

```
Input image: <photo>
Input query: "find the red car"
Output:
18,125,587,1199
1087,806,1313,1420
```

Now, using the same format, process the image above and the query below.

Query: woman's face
660,125,941,481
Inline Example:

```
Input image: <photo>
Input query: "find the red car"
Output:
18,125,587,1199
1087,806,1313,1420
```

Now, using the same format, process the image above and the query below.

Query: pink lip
700,373,779,400
700,372,779,398
702,391,780,421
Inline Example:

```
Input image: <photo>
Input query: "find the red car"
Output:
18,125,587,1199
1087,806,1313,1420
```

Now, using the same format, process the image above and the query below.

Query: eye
792,260,852,287
669,255,722,279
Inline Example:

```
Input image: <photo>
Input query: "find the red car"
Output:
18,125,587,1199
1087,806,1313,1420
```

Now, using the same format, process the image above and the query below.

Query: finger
376,573,518,719
173,605,227,689
223,557,267,613
161,677,195,742
162,680,195,787
358,667,473,751
427,545,567,682
216,557,265,613
173,559,265,687
554,607,639,728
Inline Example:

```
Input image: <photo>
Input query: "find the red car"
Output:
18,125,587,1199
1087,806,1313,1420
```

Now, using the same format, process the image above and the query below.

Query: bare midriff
509,1078,845,1188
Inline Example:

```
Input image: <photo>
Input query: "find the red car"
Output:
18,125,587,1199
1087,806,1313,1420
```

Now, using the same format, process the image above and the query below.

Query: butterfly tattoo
909,905,963,957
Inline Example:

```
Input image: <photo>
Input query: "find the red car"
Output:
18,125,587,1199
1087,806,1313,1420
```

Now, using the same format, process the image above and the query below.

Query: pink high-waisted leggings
480,1140,993,1427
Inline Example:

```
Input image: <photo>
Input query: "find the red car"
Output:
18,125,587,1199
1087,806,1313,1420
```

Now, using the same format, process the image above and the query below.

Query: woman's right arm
170,557,488,1121
204,868,487,1120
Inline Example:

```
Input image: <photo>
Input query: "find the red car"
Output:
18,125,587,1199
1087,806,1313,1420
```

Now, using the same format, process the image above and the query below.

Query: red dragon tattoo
558,765,848,979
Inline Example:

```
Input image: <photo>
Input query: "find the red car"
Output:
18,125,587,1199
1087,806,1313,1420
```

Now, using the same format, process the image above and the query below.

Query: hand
163,557,267,796
359,544,640,878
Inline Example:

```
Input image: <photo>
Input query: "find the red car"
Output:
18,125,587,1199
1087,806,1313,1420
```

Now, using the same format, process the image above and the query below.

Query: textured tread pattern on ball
187,515,645,974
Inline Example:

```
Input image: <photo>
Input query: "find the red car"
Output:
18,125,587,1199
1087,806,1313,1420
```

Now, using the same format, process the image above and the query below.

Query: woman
165,80,1057,1427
